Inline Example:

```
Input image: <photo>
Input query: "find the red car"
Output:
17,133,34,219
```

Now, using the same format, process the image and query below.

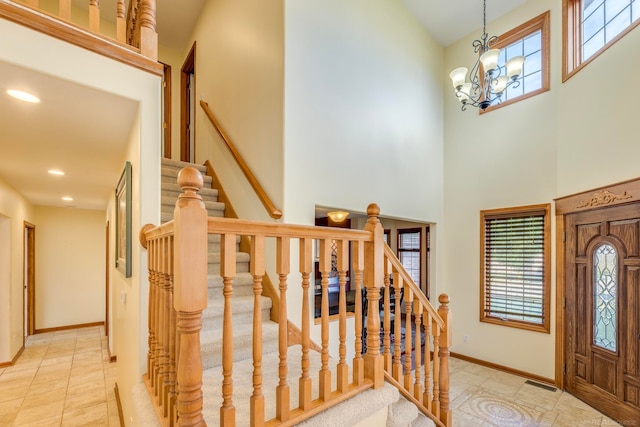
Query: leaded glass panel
593,243,617,352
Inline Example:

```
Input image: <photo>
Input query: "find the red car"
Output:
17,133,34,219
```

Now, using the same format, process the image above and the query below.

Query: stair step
200,320,280,369
207,252,250,274
411,413,436,427
202,295,272,330
161,173,213,187
161,199,224,212
161,158,207,173
161,182,219,198
387,397,419,427
208,273,255,297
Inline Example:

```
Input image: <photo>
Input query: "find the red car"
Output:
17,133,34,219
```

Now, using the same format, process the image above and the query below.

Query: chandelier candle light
449,0,525,110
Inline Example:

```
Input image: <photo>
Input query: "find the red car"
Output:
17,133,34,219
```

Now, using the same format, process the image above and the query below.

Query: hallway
0,326,119,426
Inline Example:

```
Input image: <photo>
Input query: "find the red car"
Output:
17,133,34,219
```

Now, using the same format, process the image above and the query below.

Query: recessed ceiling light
7,89,40,104
62,196,73,201
48,169,65,176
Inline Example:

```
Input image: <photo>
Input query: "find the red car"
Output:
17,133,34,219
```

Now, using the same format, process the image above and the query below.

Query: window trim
563,0,640,81
479,203,551,333
481,11,551,114
397,228,422,287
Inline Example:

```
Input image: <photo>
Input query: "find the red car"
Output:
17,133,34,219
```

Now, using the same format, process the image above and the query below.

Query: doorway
23,222,35,339
180,42,196,163
562,195,640,423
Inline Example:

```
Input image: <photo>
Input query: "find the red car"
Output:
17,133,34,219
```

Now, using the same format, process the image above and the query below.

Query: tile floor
448,357,622,426
0,326,120,426
0,326,623,426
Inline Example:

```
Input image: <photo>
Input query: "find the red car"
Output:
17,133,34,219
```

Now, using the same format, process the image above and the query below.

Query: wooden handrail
200,100,283,220
383,244,444,329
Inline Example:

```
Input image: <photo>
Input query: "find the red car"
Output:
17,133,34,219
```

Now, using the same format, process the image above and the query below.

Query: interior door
565,203,640,423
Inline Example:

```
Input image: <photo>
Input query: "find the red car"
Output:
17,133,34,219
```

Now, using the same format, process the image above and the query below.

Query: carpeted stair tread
161,182,219,198
161,158,207,173
411,412,437,427
387,396,418,426
161,197,223,211
202,295,272,330
161,208,224,223
208,273,255,297
200,320,280,369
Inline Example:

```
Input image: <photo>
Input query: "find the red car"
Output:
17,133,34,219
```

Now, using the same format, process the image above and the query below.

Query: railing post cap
177,166,203,192
139,223,155,249
367,203,380,217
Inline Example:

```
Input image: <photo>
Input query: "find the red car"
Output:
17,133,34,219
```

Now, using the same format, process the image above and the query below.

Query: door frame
554,176,640,389
23,221,35,339
105,220,110,338
180,42,196,162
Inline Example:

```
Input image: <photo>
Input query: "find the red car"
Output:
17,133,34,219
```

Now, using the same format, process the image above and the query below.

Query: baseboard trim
0,344,25,367
451,352,555,386
34,321,104,334
115,382,125,427
108,344,117,363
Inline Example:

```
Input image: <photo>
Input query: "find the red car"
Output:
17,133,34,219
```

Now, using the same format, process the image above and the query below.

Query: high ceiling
0,0,526,211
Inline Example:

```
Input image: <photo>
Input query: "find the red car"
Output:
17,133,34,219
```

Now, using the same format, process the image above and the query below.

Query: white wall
285,0,444,349
442,0,640,380
177,0,285,222
32,206,105,329
0,18,161,425
0,177,35,363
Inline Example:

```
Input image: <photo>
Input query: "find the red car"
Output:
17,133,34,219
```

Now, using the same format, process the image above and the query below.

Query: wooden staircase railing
139,166,451,426
0,0,161,74
200,100,283,220
379,245,452,427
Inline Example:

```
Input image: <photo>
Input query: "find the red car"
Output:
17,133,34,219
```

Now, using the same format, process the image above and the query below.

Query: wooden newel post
363,203,384,389
173,167,208,427
437,294,452,427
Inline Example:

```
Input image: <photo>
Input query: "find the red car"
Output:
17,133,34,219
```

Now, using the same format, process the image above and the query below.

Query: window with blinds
480,204,551,333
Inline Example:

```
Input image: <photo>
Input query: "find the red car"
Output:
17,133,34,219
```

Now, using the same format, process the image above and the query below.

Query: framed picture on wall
115,161,132,278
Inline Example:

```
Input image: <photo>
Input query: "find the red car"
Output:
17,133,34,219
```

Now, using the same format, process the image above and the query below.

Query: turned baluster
423,312,432,410
299,238,313,409
59,0,71,20
363,203,384,389
116,0,126,43
392,272,403,381
318,238,332,400
153,238,163,394
413,302,423,401
173,167,208,427
336,240,349,392
157,237,168,404
438,294,452,427
382,258,392,370
166,237,177,424
220,233,237,426
352,240,364,385
403,288,413,391
250,235,266,426
138,0,158,60
431,322,441,420
89,0,100,33
276,237,290,421
161,237,172,412
147,241,156,388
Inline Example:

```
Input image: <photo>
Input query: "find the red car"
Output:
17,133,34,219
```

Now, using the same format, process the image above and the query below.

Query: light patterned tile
0,397,23,425
64,384,107,411
12,399,64,425
61,401,109,426
22,387,67,409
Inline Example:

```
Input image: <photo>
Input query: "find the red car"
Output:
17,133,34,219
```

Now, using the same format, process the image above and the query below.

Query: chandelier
449,0,525,111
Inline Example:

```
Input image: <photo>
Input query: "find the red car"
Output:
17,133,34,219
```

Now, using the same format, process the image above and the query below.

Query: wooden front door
565,202,640,423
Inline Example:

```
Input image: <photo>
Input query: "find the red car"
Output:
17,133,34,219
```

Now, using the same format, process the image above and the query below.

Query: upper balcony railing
0,0,161,75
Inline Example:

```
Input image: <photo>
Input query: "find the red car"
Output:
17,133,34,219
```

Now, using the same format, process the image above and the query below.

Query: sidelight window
593,243,618,352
